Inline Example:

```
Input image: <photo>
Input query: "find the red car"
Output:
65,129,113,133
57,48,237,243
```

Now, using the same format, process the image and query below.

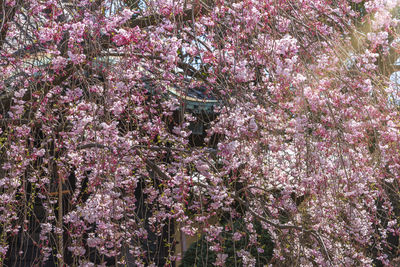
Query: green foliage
180,220,274,267
124,0,140,9
180,236,216,267
349,0,366,18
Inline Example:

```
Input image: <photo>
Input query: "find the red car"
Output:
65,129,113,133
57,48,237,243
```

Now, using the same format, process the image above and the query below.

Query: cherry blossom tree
0,0,400,266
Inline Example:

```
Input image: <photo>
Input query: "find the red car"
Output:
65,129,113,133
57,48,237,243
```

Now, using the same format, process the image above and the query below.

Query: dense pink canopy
0,0,399,266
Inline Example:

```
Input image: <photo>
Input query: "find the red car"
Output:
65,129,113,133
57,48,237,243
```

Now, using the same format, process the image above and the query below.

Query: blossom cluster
0,0,399,266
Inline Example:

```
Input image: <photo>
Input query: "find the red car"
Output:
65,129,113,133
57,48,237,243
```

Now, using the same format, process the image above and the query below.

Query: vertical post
57,171,64,266
180,225,186,254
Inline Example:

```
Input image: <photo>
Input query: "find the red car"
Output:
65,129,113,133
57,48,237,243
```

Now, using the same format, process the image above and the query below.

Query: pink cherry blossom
1,1,400,266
